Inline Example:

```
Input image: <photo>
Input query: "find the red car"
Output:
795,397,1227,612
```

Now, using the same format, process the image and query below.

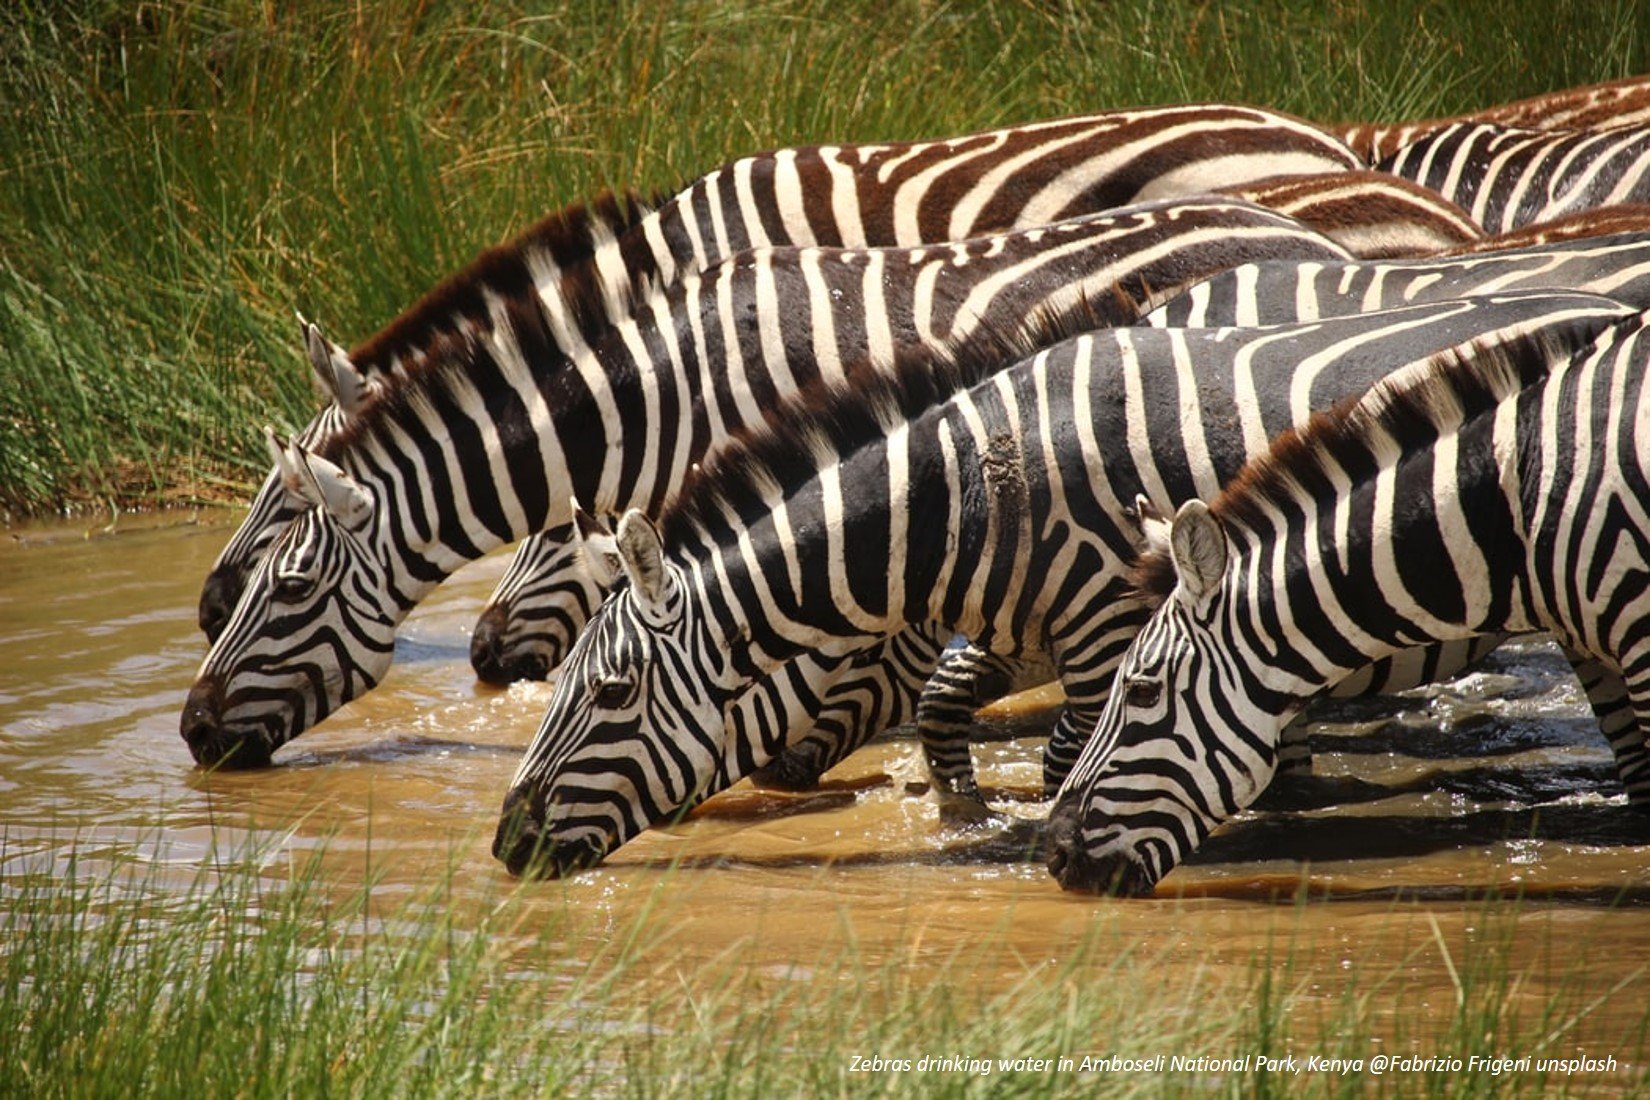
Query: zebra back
1144,232,1650,328
1374,121,1650,233
1336,75,1650,162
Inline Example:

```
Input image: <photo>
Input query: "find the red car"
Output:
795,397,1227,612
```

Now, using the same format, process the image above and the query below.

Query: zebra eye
1123,678,1162,710
591,675,637,711
271,572,315,603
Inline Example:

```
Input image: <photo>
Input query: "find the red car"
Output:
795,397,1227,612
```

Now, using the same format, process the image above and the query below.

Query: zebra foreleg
1563,648,1650,809
916,643,1049,822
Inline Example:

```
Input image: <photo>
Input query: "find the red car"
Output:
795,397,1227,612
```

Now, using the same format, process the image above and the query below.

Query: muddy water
5,514,1650,1059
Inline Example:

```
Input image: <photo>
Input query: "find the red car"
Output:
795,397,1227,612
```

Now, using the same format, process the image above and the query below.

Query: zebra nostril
471,606,520,685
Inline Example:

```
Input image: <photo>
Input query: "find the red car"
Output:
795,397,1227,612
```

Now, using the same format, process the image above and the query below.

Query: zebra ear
1168,500,1228,608
614,510,673,609
572,503,623,590
1133,494,1172,552
300,315,372,417
264,426,305,497
287,442,375,533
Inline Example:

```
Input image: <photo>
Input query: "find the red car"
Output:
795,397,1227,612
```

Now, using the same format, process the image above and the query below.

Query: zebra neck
1222,406,1535,696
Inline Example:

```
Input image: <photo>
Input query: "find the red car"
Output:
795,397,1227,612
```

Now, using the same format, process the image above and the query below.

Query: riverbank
3,0,1644,521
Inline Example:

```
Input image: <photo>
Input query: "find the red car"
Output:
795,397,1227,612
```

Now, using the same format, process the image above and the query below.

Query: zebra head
1046,499,1294,896
468,528,603,685
493,510,734,878
180,438,396,768
198,320,376,641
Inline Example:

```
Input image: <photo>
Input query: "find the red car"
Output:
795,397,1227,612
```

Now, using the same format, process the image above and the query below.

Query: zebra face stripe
182,504,399,767
1048,591,1292,896
494,575,733,878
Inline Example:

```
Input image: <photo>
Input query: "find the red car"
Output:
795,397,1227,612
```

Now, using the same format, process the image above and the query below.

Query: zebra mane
658,297,1115,547
1130,328,1572,602
345,188,656,377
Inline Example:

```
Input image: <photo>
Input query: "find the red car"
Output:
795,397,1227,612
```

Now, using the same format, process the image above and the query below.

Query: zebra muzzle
1043,798,1157,897
178,676,274,770
469,605,550,685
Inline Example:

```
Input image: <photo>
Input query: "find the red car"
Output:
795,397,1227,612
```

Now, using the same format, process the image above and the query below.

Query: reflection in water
3,513,1650,1053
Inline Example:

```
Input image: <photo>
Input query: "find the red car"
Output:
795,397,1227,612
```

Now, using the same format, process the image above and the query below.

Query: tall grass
0,0,1645,519
4,830,1646,1098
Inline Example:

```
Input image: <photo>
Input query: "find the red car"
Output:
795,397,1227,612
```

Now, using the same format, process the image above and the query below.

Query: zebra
1336,75,1650,164
1046,311,1650,896
1146,232,1650,328
180,197,1354,768
488,291,1638,878
199,101,1361,642
1374,121,1650,234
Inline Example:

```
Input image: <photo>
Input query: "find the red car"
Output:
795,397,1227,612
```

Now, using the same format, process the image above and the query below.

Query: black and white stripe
180,197,1350,767
1145,232,1650,328
1047,313,1650,896
491,291,1636,877
199,102,1359,642
1375,121,1650,233
1337,76,1650,164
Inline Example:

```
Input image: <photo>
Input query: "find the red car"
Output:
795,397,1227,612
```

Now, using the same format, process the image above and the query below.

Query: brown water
6,513,1650,1073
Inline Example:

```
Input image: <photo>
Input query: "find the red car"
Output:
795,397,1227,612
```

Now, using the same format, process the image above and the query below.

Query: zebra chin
1043,798,1159,897
492,788,611,879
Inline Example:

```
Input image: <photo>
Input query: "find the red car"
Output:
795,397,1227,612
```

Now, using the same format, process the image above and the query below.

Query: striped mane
1130,328,1574,601
345,188,656,376
658,298,1111,547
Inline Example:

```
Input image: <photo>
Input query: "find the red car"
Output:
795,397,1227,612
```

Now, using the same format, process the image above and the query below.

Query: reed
0,0,1644,519
3,826,1644,1099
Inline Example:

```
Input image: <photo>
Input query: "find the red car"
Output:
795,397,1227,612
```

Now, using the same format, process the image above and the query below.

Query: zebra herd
181,76,1650,896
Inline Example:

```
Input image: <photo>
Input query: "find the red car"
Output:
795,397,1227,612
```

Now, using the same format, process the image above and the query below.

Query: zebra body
1338,76,1650,163
490,292,1636,877
181,198,1351,767
1047,312,1650,896
200,102,1358,641
1146,232,1650,328
1374,121,1650,233
1217,170,1482,257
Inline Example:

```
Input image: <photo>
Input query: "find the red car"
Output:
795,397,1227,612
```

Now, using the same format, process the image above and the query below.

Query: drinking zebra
1336,75,1650,164
490,292,1636,877
1046,313,1650,896
1374,121,1650,233
199,101,1360,642
181,198,1352,767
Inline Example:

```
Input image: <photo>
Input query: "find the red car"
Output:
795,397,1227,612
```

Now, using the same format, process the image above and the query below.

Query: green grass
0,0,1645,519
5,829,1646,1099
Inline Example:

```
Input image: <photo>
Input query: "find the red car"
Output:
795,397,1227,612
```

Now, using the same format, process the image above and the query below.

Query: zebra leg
1562,648,1650,808
748,626,946,790
917,644,1051,822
